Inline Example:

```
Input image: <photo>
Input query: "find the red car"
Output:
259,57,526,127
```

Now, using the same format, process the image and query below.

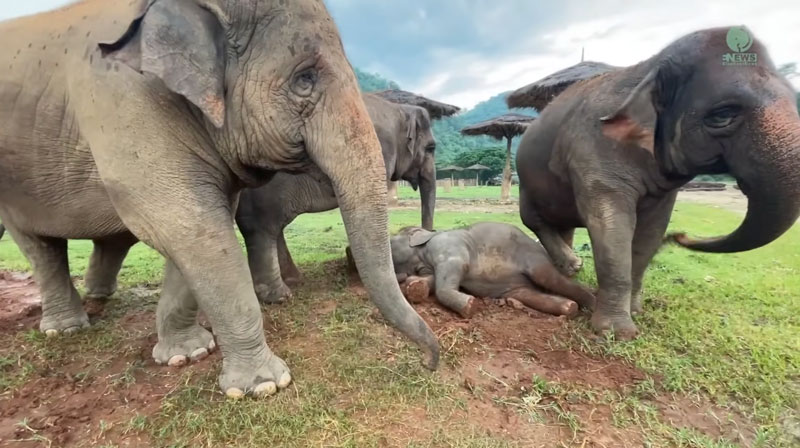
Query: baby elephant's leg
400,275,434,304
503,287,578,318
434,262,476,318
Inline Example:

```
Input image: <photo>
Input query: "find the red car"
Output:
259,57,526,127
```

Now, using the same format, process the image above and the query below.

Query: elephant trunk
672,98,800,252
419,156,436,230
308,90,440,370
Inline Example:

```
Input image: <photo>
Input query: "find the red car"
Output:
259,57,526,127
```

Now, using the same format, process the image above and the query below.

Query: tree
441,146,511,183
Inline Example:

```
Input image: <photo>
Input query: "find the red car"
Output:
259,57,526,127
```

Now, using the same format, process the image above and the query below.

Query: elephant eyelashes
291,68,318,97
425,143,436,153
704,105,742,129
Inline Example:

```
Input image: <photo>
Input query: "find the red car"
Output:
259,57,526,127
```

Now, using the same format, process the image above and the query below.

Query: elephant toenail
225,387,245,399
208,340,216,351
190,348,209,361
168,355,188,367
254,382,277,397
278,372,292,389
45,329,59,337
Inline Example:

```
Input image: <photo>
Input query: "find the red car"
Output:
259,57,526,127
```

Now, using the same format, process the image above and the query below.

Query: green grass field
0,194,798,447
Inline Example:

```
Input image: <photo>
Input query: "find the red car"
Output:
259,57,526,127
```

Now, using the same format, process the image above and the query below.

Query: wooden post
387,181,398,206
501,137,513,202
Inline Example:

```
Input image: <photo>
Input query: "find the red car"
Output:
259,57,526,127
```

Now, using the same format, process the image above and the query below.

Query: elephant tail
528,264,596,311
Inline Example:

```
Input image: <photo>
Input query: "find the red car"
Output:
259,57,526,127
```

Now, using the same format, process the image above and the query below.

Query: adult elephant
515,26,800,339
0,0,439,398
236,93,437,303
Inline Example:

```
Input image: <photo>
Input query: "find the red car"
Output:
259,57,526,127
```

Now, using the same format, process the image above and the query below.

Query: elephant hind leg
85,232,138,299
502,286,578,318
8,227,88,335
527,263,596,311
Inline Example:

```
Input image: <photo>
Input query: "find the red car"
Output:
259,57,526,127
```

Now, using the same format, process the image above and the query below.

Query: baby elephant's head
390,227,436,275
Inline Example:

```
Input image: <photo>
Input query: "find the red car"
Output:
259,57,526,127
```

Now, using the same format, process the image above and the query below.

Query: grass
0,189,798,447
396,184,520,200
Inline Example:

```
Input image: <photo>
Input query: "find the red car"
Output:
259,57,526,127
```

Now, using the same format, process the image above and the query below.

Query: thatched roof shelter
506,61,619,111
460,114,535,140
465,164,490,171
373,89,461,120
438,165,464,172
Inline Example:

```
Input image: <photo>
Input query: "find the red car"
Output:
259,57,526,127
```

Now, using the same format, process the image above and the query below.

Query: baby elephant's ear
409,229,435,247
99,0,227,128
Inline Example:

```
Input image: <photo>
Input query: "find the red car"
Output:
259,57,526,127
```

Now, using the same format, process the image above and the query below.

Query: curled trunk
671,99,800,252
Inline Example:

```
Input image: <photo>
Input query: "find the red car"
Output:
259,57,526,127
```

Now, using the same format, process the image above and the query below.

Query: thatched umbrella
372,89,461,120
506,61,619,111
465,163,490,186
438,164,464,183
461,114,535,201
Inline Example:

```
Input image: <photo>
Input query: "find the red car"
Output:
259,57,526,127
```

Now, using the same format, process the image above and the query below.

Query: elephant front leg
580,194,638,339
630,193,677,315
434,261,477,318
520,192,582,277
7,227,89,335
240,225,292,305
84,232,138,299
153,260,217,366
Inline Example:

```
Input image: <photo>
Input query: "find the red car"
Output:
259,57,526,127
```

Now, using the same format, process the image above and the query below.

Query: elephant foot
630,293,644,316
454,296,478,319
283,275,302,288
554,254,583,278
255,281,292,305
220,352,292,399
85,281,118,300
153,324,216,367
590,311,639,341
40,308,90,337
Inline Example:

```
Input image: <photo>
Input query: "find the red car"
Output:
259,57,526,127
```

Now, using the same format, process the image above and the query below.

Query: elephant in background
389,223,596,318
515,26,800,338
0,0,439,397
236,93,438,303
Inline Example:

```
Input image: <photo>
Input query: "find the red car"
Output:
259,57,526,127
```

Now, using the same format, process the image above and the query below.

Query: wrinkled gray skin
516,27,800,339
0,0,439,397
0,224,4,240
390,223,596,318
236,93,437,303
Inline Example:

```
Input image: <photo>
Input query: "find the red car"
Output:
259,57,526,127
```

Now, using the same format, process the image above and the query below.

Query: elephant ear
409,228,435,247
405,108,421,160
600,61,685,159
99,0,227,128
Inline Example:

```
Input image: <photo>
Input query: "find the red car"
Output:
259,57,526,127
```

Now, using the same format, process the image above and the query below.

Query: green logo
722,26,757,66
726,27,753,52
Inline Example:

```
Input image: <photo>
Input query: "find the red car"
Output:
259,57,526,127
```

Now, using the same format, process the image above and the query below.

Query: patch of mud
0,272,42,332
677,188,747,214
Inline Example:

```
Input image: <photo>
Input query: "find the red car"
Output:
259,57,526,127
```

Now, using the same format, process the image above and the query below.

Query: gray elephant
236,93,437,303
389,223,596,318
0,0,439,397
515,26,800,339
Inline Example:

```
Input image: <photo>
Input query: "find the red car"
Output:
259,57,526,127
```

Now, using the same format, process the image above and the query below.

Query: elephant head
601,26,800,253
100,0,439,368
390,226,436,276
398,106,437,230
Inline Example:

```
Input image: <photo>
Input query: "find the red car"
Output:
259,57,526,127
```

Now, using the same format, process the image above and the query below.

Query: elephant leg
520,192,582,277
277,232,302,287
7,227,88,335
630,192,677,315
577,192,638,339
433,261,476,318
526,262,596,311
240,223,292,305
153,260,217,366
84,232,138,299
502,287,578,317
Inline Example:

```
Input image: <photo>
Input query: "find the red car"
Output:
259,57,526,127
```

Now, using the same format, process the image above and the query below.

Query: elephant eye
704,105,741,129
291,68,318,97
425,143,436,153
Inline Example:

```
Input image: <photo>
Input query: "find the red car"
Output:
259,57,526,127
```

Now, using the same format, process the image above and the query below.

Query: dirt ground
396,188,748,215
0,191,756,447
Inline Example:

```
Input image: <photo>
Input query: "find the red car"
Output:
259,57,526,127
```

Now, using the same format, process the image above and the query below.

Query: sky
4,1,799,109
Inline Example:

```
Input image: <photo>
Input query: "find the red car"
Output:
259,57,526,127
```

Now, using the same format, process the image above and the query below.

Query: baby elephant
390,223,596,318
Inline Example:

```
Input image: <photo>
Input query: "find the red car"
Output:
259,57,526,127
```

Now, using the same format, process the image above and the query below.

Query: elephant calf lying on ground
388,223,596,318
